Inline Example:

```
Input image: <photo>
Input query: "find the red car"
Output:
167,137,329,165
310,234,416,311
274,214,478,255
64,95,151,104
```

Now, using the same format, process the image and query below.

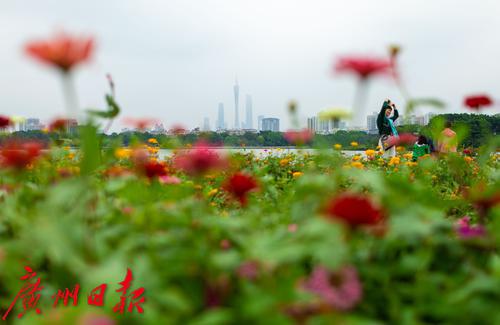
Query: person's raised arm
391,108,399,121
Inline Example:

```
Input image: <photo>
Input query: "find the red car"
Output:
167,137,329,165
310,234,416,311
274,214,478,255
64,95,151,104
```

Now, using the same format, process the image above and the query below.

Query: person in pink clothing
437,121,458,153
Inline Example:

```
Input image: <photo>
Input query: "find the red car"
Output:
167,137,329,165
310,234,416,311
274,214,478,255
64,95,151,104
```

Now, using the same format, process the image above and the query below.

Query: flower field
0,136,499,324
0,30,499,324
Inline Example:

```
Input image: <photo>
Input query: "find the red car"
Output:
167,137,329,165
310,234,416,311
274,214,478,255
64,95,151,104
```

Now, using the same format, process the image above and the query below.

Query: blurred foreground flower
464,95,493,110
302,265,362,311
123,117,157,131
0,140,43,169
0,116,12,129
335,56,392,80
284,129,314,146
25,32,94,72
455,216,486,239
223,172,258,206
325,193,384,227
174,142,227,176
318,108,351,121
386,133,418,148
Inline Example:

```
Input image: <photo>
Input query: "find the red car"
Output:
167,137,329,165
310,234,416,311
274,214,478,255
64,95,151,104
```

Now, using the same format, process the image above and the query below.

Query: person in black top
376,99,399,157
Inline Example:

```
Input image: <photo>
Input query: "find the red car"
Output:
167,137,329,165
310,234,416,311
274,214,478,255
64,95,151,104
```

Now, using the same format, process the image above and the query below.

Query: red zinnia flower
170,124,187,135
140,160,168,179
123,117,157,131
464,95,493,110
284,129,314,146
173,142,227,176
0,116,12,129
25,32,94,72
335,56,392,79
325,193,384,227
49,118,76,132
223,172,258,206
0,140,43,169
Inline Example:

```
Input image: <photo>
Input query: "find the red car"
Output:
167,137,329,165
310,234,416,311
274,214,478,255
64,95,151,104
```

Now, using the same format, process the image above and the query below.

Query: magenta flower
284,129,314,146
302,265,362,311
455,216,486,239
174,141,227,176
236,261,260,280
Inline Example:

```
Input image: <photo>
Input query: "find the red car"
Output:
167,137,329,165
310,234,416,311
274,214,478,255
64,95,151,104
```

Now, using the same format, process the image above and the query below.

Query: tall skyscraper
245,95,253,129
261,118,280,132
216,103,225,130
233,78,239,129
257,115,264,131
367,112,378,133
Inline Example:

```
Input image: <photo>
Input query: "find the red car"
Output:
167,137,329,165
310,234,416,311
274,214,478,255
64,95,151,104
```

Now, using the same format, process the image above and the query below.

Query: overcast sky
0,0,499,131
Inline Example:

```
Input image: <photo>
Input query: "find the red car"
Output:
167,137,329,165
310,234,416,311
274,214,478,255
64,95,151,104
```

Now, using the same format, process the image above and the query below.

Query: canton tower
233,78,239,129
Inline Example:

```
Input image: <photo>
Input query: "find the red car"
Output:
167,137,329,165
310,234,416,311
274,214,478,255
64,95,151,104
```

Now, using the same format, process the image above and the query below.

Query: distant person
377,99,399,157
412,135,431,161
437,121,458,153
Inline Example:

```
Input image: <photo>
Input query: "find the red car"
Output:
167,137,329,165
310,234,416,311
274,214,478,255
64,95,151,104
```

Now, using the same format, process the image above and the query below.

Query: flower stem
352,79,368,128
61,72,79,120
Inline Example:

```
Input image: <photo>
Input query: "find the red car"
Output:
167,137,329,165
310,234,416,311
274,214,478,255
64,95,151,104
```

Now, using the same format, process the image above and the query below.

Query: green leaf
80,123,101,175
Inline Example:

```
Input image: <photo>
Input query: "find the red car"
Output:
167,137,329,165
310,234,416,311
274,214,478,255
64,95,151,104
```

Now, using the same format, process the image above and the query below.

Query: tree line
3,113,498,149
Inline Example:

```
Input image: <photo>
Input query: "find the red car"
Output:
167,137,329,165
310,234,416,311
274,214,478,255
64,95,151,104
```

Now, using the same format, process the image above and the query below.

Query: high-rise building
424,112,436,125
233,78,239,129
245,95,253,129
25,118,42,131
257,115,264,131
203,117,210,131
216,103,225,130
261,118,279,132
367,112,378,134
307,117,318,132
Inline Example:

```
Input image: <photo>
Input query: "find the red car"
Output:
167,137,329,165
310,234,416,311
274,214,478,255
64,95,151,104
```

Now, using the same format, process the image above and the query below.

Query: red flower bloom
223,172,258,206
170,124,187,135
140,160,168,179
0,140,43,169
325,193,384,227
386,133,418,147
464,95,493,110
284,129,314,146
335,56,392,79
173,142,227,176
49,118,77,132
123,117,157,131
25,32,94,72
0,116,12,129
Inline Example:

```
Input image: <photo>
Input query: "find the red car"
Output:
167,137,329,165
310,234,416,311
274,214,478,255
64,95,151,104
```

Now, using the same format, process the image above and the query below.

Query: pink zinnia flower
302,265,362,311
335,56,392,79
158,175,181,185
386,133,418,147
25,32,94,72
284,129,314,146
174,142,227,176
236,261,260,280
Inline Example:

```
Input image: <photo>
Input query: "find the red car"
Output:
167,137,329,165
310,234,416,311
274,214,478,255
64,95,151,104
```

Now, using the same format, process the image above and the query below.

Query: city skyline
1,1,498,132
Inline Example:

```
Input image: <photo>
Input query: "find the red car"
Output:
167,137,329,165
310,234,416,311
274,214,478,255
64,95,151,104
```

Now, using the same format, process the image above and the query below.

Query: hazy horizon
1,0,499,132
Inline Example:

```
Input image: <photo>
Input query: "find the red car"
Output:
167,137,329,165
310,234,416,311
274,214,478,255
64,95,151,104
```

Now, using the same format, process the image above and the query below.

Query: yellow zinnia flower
350,141,358,147
334,144,342,150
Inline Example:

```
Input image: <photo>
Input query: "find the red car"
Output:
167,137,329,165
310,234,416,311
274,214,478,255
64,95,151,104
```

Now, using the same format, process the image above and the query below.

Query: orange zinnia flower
25,32,94,72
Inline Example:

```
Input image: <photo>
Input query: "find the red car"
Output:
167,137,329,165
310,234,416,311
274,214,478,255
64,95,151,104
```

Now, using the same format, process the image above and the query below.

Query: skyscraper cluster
212,78,262,132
